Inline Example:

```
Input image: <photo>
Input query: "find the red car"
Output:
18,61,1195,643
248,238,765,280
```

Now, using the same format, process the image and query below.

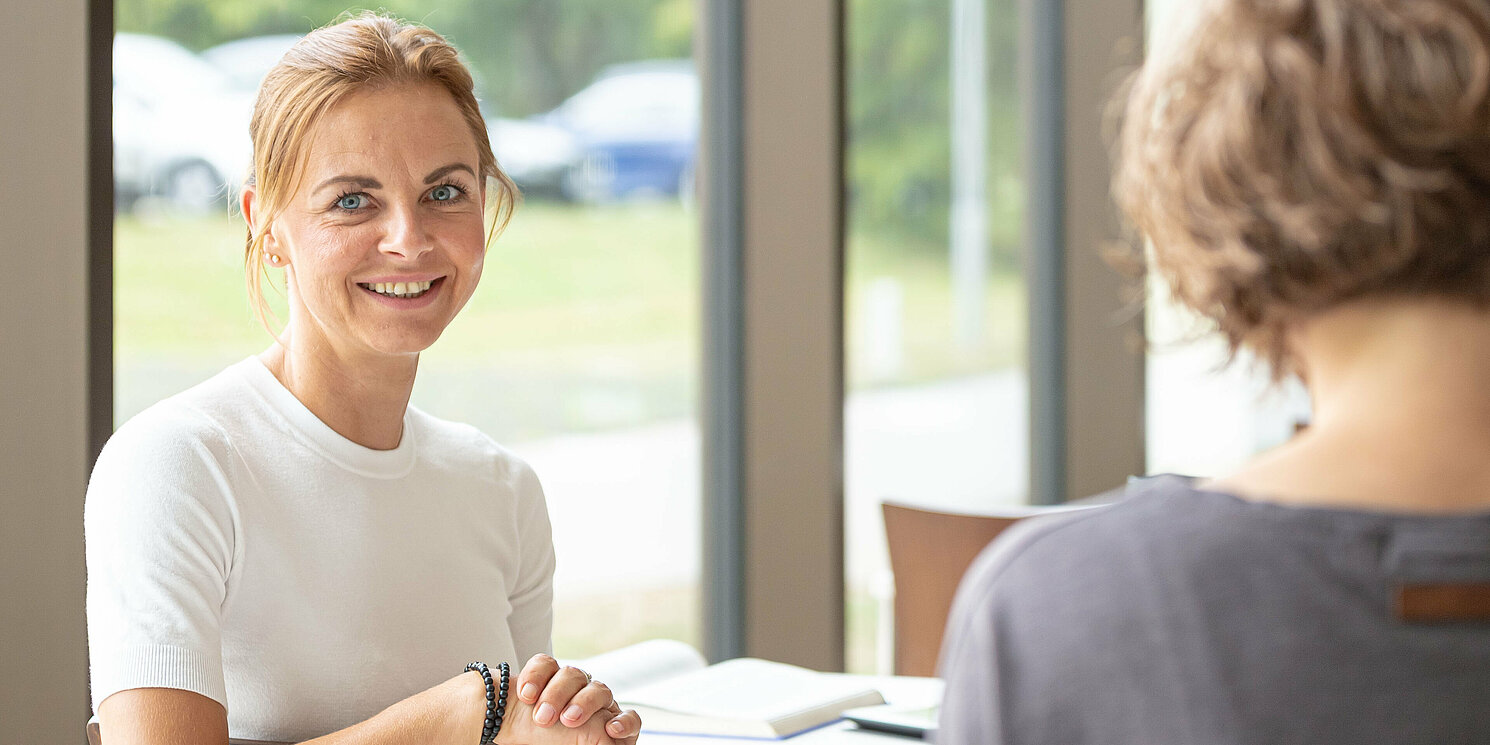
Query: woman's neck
258,336,417,451
1301,299,1490,434
1213,298,1490,513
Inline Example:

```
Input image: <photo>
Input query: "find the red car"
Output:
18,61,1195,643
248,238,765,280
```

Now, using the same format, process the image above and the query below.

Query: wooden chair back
881,500,1084,677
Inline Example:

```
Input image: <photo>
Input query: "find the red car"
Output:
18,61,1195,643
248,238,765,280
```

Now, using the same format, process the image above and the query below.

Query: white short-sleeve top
85,357,555,743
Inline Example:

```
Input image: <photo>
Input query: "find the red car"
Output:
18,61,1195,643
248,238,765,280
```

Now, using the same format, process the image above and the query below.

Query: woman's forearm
302,672,484,745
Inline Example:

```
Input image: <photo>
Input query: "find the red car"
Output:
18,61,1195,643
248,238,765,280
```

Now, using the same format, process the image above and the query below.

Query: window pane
844,0,1027,673
113,1,701,660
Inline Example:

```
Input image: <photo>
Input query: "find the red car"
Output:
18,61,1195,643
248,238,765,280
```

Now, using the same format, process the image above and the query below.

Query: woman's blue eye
430,185,459,202
336,193,366,210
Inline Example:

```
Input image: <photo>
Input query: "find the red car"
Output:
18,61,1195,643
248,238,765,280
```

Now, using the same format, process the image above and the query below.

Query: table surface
99,673,943,745
638,673,943,744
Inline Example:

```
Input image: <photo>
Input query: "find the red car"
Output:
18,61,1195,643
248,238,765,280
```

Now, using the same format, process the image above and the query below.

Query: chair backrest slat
882,501,1096,676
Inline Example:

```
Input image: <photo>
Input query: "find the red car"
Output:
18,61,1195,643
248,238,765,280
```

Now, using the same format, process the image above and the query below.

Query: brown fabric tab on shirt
1396,583,1490,623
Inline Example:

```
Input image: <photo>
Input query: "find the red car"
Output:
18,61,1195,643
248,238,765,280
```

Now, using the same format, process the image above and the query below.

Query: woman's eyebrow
424,163,477,184
313,175,383,193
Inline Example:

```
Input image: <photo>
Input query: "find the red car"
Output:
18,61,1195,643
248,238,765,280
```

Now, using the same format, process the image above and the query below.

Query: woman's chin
360,329,447,359
379,339,442,358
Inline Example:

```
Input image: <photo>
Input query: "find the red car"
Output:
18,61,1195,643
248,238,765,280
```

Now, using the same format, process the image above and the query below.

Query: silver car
114,33,253,213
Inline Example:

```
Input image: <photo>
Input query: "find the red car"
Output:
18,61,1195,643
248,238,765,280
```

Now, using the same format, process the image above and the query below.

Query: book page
619,658,883,721
572,638,708,697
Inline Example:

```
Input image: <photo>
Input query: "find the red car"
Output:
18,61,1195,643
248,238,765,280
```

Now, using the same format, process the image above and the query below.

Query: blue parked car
543,60,698,203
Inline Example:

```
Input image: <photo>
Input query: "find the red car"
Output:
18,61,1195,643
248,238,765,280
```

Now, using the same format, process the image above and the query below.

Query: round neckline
234,355,418,479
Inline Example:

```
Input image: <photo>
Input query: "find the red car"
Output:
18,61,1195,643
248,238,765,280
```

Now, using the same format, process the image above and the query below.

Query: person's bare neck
1211,298,1490,514
258,335,417,451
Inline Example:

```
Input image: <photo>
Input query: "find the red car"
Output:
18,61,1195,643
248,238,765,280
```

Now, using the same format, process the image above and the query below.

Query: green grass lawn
113,202,700,359
115,200,1023,438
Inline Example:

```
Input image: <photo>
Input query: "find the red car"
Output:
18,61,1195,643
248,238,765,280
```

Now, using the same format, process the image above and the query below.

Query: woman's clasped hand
499,654,641,745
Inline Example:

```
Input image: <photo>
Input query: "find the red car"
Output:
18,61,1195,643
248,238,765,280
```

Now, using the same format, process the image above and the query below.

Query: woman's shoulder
104,360,261,454
92,360,287,496
953,472,1444,631
105,363,250,449
87,365,259,531
958,476,1273,604
404,405,541,485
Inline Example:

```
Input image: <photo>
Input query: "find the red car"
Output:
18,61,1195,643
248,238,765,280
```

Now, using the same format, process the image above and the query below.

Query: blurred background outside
841,0,1027,673
114,0,1298,673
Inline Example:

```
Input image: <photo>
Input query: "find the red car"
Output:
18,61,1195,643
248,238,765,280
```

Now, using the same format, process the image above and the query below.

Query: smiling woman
87,13,642,745
246,81,492,399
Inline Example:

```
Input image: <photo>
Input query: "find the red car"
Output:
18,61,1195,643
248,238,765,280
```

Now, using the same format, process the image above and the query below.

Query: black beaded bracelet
465,661,509,745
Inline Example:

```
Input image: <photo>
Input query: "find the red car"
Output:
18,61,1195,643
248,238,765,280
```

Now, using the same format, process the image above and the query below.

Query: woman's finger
605,708,643,744
531,665,593,727
555,678,617,729
515,653,561,704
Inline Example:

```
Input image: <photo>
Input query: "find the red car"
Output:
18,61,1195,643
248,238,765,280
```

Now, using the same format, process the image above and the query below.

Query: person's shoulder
938,477,1328,745
958,475,1239,604
939,475,1239,701
88,366,255,523
953,499,1117,605
110,358,264,442
405,406,542,486
101,372,244,465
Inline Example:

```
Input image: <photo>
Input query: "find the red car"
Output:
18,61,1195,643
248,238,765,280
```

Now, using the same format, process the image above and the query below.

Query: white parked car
113,33,254,213
201,33,302,91
486,116,581,200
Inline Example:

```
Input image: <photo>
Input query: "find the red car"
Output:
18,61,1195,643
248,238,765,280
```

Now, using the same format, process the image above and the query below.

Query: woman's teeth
361,280,434,298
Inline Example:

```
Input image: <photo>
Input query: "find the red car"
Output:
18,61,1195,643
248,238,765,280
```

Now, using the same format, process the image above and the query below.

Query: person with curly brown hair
938,1,1490,742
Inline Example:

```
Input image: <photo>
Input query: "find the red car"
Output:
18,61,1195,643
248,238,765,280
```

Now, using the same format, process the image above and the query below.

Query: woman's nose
380,204,434,260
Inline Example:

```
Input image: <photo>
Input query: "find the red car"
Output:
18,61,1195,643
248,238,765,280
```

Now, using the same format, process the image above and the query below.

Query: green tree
846,0,1022,264
115,0,691,116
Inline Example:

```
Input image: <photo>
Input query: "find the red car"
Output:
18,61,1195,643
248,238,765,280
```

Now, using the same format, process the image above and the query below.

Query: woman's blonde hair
1115,0,1490,374
243,11,519,331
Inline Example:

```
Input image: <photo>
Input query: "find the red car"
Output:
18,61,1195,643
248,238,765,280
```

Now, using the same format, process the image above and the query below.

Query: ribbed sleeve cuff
90,643,227,713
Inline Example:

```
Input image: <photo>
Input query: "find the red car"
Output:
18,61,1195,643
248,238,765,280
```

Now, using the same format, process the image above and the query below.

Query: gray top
937,475,1490,745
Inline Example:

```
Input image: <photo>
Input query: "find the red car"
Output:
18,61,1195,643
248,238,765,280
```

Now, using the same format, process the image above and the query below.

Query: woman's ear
242,186,284,265
241,185,259,234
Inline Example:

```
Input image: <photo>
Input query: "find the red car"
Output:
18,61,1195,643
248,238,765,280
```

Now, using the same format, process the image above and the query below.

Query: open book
581,639,886,739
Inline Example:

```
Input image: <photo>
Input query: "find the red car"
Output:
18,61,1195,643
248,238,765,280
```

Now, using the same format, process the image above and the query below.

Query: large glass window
843,0,1026,673
113,0,701,659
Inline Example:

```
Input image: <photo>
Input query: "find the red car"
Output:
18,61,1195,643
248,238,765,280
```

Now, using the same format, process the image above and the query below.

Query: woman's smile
356,276,446,308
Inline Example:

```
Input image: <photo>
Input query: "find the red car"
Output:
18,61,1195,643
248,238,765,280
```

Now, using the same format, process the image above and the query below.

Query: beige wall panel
0,0,92,738
1063,0,1145,500
741,0,845,669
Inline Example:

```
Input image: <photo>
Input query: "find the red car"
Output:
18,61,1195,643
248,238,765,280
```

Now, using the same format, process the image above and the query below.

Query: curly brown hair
1116,0,1490,373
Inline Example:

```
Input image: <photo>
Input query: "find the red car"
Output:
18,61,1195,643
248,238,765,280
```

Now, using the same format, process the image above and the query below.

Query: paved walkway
518,371,1030,601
